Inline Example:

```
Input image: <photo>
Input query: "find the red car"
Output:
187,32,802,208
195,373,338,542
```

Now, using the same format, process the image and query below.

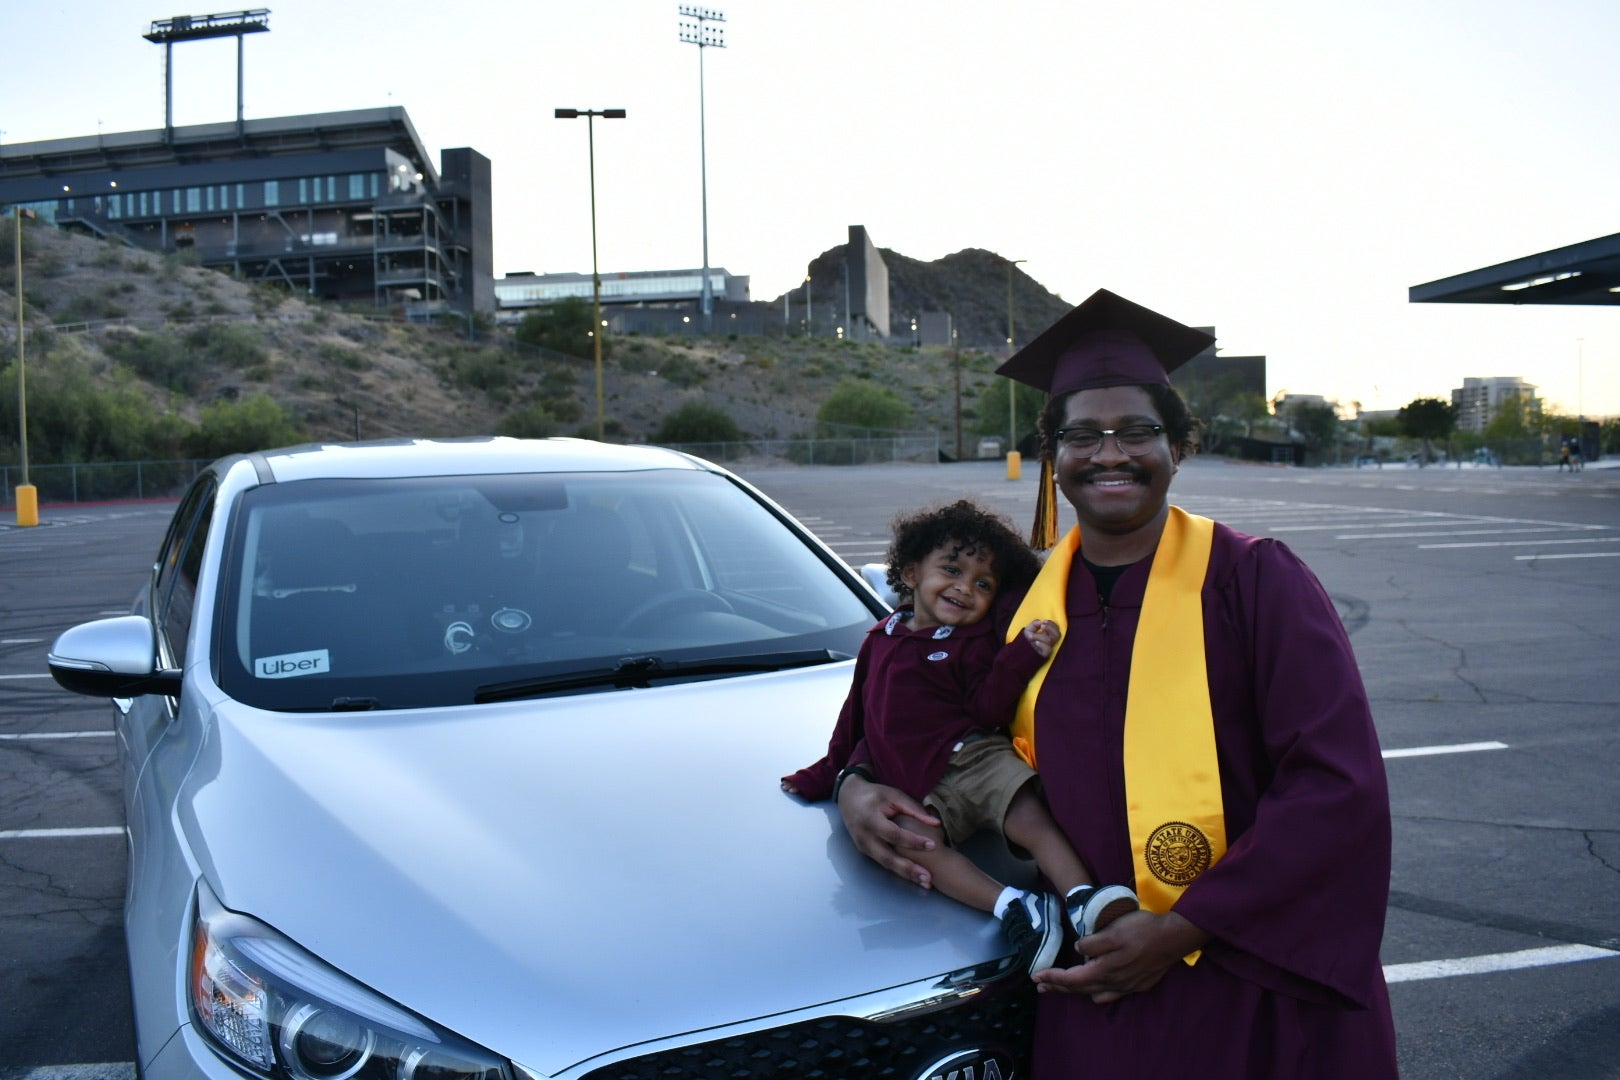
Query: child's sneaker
1000,891,1063,974
1066,883,1139,938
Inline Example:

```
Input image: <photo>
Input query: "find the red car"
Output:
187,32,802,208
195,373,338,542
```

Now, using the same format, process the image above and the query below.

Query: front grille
577,982,1033,1080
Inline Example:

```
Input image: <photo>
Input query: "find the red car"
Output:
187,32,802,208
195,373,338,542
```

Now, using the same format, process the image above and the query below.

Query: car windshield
216,469,878,711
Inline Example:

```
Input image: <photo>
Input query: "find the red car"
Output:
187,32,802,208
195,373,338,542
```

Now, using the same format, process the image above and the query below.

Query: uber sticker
255,649,331,679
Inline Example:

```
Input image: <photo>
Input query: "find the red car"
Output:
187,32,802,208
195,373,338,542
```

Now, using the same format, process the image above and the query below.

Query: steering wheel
613,589,735,635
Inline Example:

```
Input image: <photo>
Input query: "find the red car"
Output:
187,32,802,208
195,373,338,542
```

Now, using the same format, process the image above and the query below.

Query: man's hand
1031,910,1209,1003
836,772,941,888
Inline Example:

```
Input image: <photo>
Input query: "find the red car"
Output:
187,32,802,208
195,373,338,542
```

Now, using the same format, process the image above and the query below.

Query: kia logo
914,1047,1015,1080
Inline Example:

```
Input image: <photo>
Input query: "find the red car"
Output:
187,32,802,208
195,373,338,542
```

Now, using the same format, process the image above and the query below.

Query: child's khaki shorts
924,733,1040,848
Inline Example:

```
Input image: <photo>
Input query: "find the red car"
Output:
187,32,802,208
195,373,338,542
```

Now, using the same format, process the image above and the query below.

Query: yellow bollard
1006,451,1021,481
15,484,38,527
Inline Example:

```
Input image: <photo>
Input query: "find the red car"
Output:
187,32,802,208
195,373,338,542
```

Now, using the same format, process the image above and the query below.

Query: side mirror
48,616,182,698
860,563,898,610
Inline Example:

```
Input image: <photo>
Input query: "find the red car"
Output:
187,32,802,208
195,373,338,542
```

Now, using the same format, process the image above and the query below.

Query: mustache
1075,463,1150,483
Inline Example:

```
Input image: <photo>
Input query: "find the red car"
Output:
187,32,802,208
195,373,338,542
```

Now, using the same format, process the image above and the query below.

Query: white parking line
1335,527,1568,541
1516,551,1620,561
1419,536,1620,550
1382,741,1508,759
1384,944,1618,984
0,673,53,680
0,731,113,740
0,826,123,840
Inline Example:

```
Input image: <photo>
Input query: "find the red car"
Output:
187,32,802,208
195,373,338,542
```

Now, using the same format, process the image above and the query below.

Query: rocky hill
0,220,1070,458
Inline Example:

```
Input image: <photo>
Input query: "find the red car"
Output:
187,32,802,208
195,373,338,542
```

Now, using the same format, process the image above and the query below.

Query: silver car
49,437,1035,1080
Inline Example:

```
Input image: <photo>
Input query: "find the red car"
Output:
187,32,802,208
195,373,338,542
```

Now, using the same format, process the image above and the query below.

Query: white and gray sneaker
1065,883,1140,939
1000,891,1063,974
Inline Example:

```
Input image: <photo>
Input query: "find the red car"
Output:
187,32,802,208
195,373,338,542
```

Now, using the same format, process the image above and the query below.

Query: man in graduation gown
836,289,1398,1077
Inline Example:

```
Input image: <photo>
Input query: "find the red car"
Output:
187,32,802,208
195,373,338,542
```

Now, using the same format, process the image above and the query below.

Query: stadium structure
0,106,492,317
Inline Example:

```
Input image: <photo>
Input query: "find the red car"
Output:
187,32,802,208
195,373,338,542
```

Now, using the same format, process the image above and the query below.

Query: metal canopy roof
1409,230,1620,306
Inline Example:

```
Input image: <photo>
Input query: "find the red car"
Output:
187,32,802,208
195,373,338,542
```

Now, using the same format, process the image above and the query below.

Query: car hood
181,662,1016,1078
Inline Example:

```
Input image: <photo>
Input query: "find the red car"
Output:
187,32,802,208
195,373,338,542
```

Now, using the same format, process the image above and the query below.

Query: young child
782,499,1137,974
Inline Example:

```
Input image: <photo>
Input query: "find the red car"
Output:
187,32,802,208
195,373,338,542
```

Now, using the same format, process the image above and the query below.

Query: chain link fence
2,459,210,506
1,435,943,507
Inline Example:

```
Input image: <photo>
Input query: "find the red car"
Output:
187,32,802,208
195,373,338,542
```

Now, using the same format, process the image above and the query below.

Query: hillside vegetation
0,218,1063,468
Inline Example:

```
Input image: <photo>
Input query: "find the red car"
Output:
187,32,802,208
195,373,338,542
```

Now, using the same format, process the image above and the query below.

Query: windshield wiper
473,648,850,704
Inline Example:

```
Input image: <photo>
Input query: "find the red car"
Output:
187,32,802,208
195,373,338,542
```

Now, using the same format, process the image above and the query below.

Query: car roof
239,437,709,484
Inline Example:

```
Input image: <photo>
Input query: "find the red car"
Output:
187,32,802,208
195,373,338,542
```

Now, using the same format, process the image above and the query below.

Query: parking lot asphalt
2,455,1618,1080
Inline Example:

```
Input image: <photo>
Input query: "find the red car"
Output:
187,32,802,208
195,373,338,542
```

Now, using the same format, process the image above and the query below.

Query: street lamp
12,206,36,526
678,5,724,331
554,107,626,441
1007,258,1027,456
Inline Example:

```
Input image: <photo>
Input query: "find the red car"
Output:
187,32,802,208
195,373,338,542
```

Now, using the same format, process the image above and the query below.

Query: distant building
917,311,953,347
0,107,492,316
495,268,748,318
1171,337,1268,403
1451,376,1539,432
846,226,890,340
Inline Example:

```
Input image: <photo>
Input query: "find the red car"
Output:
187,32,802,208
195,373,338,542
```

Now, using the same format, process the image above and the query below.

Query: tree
514,298,596,358
816,378,912,434
184,394,304,459
495,404,560,439
1287,401,1343,463
652,400,742,444
1396,397,1457,466
971,377,1045,447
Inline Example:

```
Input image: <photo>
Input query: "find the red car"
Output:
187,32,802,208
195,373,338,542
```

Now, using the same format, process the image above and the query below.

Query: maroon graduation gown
1028,523,1397,1078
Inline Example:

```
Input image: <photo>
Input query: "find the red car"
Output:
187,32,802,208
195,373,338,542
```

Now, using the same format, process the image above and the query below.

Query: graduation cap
996,288,1214,395
998,289,1213,550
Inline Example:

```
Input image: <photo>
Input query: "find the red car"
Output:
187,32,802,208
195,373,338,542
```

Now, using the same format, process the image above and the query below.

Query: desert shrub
318,342,370,371
103,329,206,393
816,378,912,434
659,354,707,388
186,322,270,371
53,290,127,324
496,404,560,439
0,346,180,463
652,400,741,444
515,298,595,358
540,367,579,397
618,349,659,374
447,348,518,393
184,393,303,458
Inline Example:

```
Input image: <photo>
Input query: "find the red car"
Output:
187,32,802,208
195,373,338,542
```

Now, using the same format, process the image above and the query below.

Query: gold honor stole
1008,507,1227,947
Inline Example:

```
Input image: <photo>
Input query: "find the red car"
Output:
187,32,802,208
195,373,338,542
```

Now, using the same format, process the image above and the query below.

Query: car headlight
189,880,512,1080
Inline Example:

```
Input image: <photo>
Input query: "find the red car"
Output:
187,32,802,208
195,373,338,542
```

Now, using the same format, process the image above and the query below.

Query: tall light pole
554,107,626,441
12,206,36,526
1007,258,1027,454
678,5,724,331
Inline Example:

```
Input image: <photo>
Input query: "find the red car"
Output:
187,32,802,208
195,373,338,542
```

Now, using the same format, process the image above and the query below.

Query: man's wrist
832,763,875,803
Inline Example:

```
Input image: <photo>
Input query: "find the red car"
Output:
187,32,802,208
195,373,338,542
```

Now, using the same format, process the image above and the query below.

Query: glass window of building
265,179,280,207
186,188,201,213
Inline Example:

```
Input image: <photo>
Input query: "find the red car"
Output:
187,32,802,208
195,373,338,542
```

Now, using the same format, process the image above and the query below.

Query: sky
4,0,1619,417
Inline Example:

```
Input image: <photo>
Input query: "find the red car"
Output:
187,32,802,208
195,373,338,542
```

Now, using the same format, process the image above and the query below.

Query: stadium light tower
555,108,626,441
144,9,270,142
677,5,724,331
1007,258,1027,456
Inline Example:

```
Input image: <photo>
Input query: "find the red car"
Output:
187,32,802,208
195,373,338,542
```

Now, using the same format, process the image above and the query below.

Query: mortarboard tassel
1030,456,1059,551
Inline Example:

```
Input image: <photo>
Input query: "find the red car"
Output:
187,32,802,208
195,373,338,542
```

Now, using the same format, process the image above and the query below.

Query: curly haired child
783,499,1136,973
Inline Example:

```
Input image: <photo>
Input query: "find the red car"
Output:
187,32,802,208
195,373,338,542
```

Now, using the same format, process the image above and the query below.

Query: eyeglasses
1052,424,1165,457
